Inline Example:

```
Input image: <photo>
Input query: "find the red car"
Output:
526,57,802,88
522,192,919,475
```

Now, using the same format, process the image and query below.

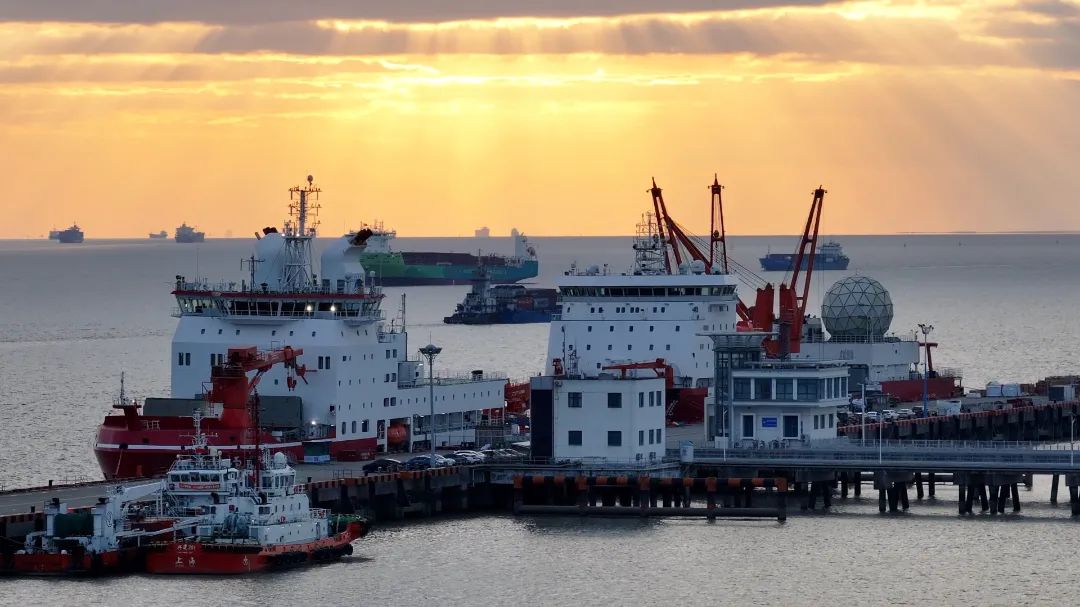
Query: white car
897,408,914,419
864,411,881,422
881,409,898,422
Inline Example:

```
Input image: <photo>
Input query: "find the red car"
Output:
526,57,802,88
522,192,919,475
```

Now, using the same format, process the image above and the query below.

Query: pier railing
680,443,1080,471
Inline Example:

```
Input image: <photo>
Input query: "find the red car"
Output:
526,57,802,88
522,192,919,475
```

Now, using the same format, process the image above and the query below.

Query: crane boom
208,346,307,428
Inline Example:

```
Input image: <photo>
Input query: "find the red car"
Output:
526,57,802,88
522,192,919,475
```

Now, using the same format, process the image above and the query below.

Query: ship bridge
548,272,741,383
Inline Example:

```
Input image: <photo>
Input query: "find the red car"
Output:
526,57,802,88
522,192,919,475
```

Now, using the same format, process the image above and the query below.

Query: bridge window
351,421,357,434
607,393,622,408
362,420,369,432
567,392,582,408
341,422,346,435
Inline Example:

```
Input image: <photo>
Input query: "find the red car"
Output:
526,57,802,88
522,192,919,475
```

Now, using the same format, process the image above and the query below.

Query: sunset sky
3,0,1080,238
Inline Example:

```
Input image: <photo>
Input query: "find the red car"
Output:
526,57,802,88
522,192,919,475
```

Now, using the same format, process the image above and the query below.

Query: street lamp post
419,343,442,461
918,323,934,413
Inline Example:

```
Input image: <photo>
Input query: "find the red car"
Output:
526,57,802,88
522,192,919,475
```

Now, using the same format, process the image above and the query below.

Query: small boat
444,268,557,325
149,230,168,239
144,427,368,574
760,240,849,271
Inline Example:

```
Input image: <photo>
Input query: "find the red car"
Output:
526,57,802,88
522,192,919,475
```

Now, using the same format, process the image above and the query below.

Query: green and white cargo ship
348,224,538,286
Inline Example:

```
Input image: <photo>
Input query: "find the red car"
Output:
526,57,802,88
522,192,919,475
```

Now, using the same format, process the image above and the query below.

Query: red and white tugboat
145,413,368,574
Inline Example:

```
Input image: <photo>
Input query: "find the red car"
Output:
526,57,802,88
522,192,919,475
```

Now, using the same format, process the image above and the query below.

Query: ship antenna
119,371,126,402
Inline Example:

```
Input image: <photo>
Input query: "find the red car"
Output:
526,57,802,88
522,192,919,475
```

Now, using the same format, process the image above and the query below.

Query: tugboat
56,224,85,243
760,240,849,271
145,417,368,574
8,482,164,575
174,223,206,243
444,268,557,325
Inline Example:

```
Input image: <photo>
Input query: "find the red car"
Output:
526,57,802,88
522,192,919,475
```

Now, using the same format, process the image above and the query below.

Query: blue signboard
761,417,778,428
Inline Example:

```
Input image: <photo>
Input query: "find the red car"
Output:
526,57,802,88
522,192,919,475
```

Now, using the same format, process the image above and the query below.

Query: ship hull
144,524,365,575
94,420,377,479
760,255,848,271
57,233,84,244
666,387,708,425
7,548,135,576
879,376,961,402
444,309,553,325
359,252,538,285
175,236,205,243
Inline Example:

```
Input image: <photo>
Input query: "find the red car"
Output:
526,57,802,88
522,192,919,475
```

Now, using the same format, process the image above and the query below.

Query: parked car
897,408,914,420
362,458,402,473
864,411,881,422
453,451,485,464
404,454,452,470
881,409,898,422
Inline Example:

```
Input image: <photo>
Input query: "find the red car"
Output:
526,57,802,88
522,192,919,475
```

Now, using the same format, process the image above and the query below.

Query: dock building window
742,415,754,438
607,431,622,447
776,379,793,400
568,430,582,446
567,392,582,408
733,378,751,400
796,379,818,401
754,378,771,400
639,430,645,446
608,393,622,408
639,393,645,408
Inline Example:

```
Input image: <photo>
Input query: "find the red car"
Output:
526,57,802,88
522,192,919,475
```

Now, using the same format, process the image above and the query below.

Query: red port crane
208,346,308,428
646,177,827,358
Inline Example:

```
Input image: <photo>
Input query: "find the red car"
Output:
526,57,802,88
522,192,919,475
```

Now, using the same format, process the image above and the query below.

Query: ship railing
414,372,509,386
176,280,381,298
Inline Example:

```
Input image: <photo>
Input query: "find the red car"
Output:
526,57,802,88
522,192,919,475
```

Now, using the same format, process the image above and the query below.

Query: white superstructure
547,214,740,390
170,177,504,455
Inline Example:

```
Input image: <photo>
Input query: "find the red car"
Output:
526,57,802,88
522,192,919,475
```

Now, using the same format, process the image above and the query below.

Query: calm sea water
2,233,1080,605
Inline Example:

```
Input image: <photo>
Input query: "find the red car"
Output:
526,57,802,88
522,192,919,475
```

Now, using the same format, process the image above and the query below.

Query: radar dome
821,276,893,339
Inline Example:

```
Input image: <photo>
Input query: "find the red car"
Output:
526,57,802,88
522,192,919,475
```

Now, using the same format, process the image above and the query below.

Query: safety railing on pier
678,443,1080,470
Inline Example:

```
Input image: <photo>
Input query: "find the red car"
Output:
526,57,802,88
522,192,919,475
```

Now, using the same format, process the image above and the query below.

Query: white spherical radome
821,276,894,339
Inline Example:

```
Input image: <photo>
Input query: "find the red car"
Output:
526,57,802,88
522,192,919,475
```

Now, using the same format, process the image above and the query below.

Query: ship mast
284,175,321,290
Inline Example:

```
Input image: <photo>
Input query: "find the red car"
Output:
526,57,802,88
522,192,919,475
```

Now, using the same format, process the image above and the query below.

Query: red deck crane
208,346,308,429
602,359,675,389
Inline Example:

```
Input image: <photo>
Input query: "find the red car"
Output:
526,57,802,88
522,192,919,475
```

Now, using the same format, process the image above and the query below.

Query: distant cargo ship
350,224,538,286
47,228,60,240
174,223,205,243
760,240,849,271
444,269,557,324
56,224,84,243
149,230,167,239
